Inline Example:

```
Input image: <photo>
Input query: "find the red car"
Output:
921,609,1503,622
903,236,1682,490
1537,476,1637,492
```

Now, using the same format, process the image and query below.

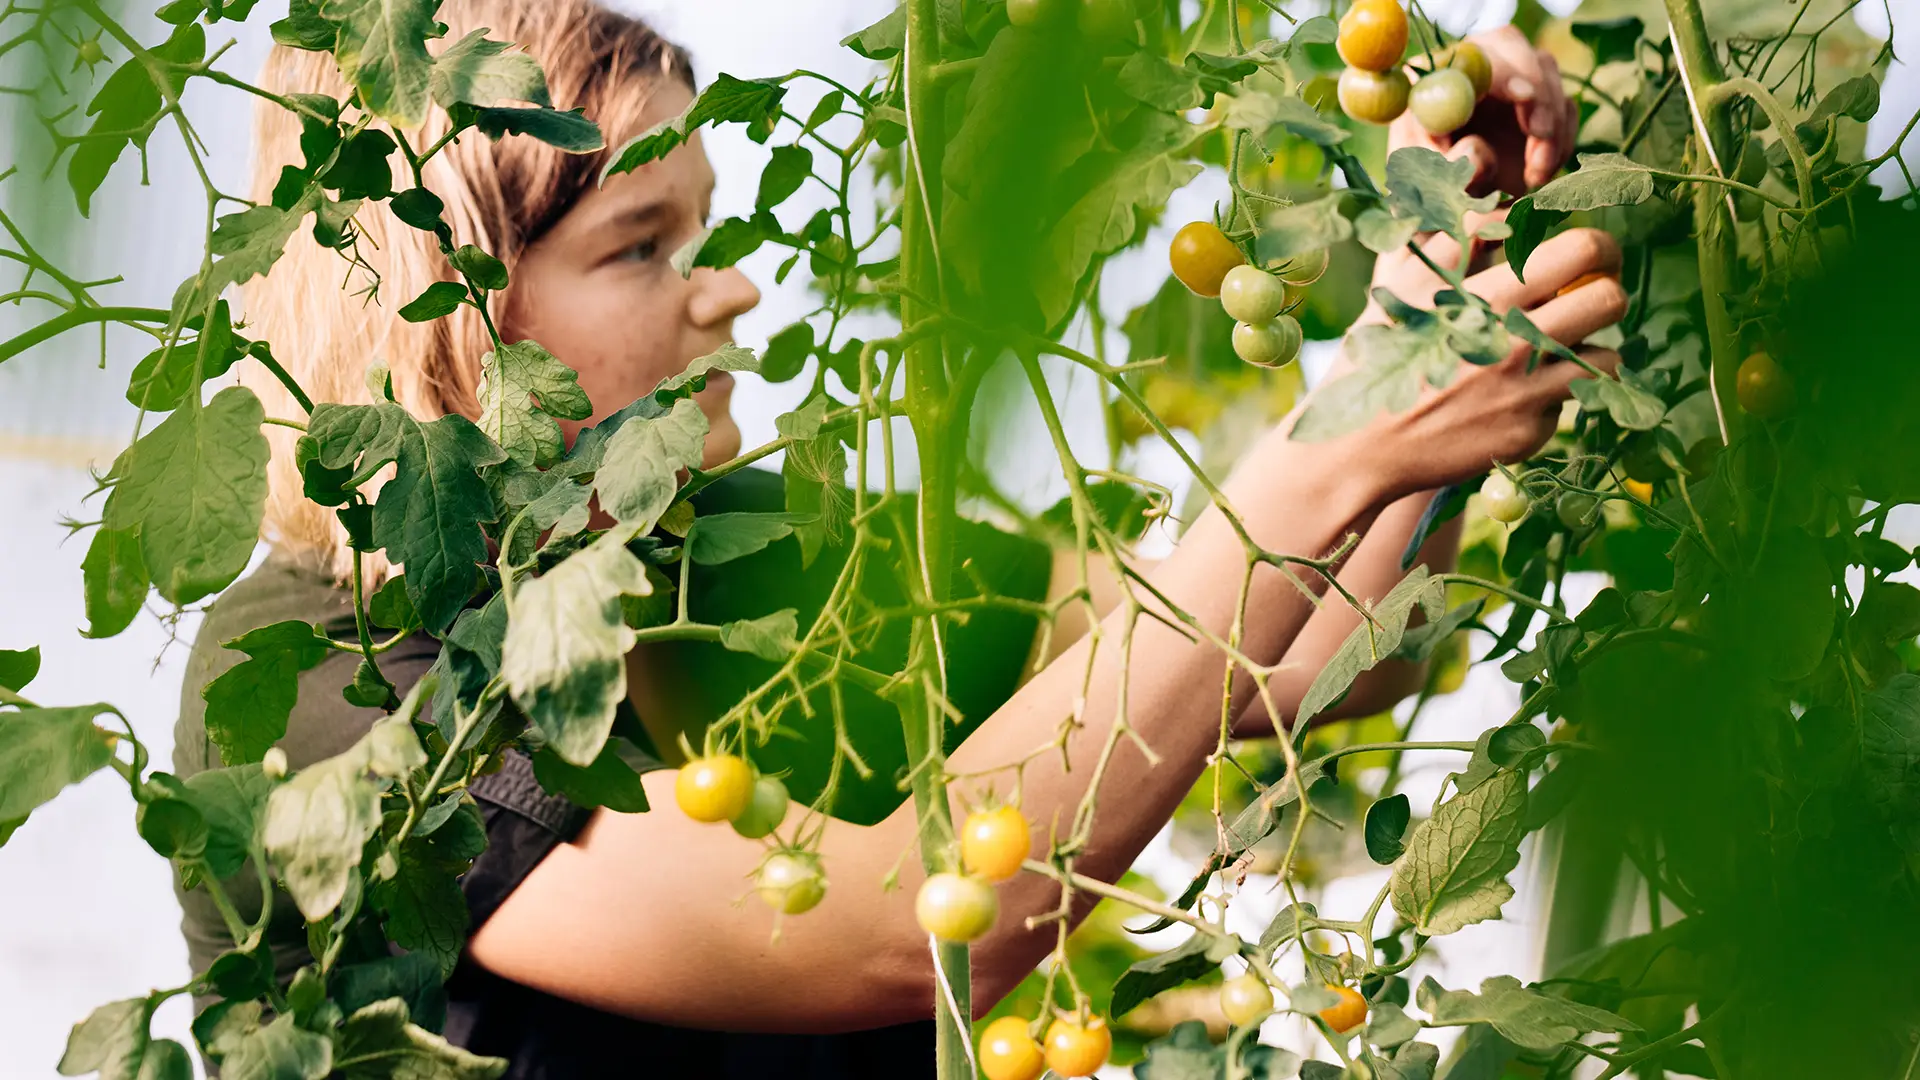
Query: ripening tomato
1077,0,1133,38
1233,316,1303,368
961,806,1031,882
1337,66,1411,125
1410,67,1476,135
1220,265,1289,323
756,851,827,914
1622,478,1654,503
1169,221,1246,297
979,1016,1046,1080
675,754,754,823
1736,351,1794,420
1219,973,1275,1027
1480,472,1529,523
1319,985,1369,1033
1336,0,1408,72
1006,0,1066,27
1277,247,1330,286
730,775,791,840
1556,491,1598,531
916,872,998,942
1438,40,1492,100
1043,1016,1112,1077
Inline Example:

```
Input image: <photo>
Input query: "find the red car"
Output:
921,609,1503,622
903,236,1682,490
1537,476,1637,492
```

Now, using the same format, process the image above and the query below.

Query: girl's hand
1295,224,1628,504
1392,25,1579,194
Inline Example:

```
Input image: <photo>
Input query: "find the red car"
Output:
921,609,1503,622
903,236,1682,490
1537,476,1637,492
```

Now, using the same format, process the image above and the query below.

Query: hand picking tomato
1219,972,1274,1027
755,850,827,914
675,754,754,823
1736,351,1794,420
1338,66,1411,125
1232,316,1303,368
1219,265,1289,323
979,1015,1046,1080
1336,0,1408,72
730,774,791,840
1410,67,1477,136
1043,1015,1112,1077
1437,40,1492,100
916,872,998,942
1169,221,1246,297
961,805,1031,882
1480,472,1529,523
1319,984,1369,1033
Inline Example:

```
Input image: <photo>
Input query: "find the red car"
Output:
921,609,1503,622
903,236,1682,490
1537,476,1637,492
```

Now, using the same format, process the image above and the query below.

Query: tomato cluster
1168,221,1309,368
674,754,816,914
1334,0,1489,135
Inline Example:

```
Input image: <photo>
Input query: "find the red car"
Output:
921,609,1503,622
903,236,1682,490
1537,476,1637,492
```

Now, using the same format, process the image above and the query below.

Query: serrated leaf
1367,1004,1422,1049
102,386,268,606
201,621,335,766
718,609,800,662
371,415,507,634
593,397,707,529
430,30,550,109
687,216,769,273
687,73,787,129
334,999,505,1080
371,843,467,977
58,998,148,1080
476,340,593,468
125,302,242,412
1291,320,1464,441
1299,567,1444,721
67,24,201,216
322,0,440,128
1418,975,1637,1051
1384,147,1499,242
1569,374,1666,430
501,536,652,766
1268,94,1349,146
1355,207,1418,253
263,729,388,920
467,105,603,152
1532,153,1655,212
1256,193,1352,261
1118,52,1204,111
600,106,690,179
1390,770,1527,936
654,342,761,401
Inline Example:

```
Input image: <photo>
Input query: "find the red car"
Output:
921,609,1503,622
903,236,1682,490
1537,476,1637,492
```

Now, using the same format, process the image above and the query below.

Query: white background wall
2,1,1912,1077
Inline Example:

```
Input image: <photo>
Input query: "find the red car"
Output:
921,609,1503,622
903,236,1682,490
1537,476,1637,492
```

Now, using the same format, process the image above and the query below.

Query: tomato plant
2,1,1918,1078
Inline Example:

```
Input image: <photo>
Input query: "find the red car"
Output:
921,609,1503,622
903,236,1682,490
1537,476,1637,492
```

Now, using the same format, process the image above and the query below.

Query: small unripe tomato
1043,1016,1112,1077
675,754,754,823
1410,68,1477,136
979,1016,1046,1080
1622,478,1654,503
1437,40,1492,100
1232,316,1303,368
961,805,1031,883
730,775,791,840
1219,973,1275,1027
756,850,827,914
1169,221,1246,298
1219,265,1289,323
1480,472,1529,523
1277,247,1330,286
916,872,998,942
262,746,289,780
1556,491,1598,531
76,38,105,65
1683,439,1720,480
1620,435,1672,482
1319,984,1369,1033
1736,351,1794,420
1006,0,1066,27
1337,66,1411,125
1077,0,1133,39
1336,0,1408,72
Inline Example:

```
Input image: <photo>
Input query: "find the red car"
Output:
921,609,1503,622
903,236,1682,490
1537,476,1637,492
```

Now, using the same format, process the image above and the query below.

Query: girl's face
505,82,758,468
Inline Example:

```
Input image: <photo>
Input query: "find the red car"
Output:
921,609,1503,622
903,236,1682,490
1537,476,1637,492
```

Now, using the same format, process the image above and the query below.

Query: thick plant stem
898,0,971,1075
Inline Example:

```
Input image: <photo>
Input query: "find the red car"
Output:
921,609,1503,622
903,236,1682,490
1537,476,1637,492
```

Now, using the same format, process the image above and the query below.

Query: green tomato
1337,66,1410,125
1077,0,1133,39
1556,491,1599,531
1410,68,1476,136
1232,316,1303,368
1219,973,1275,1027
1006,0,1066,26
76,38,105,65
916,872,999,942
1219,265,1289,323
730,775,791,840
1480,473,1529,523
757,851,827,915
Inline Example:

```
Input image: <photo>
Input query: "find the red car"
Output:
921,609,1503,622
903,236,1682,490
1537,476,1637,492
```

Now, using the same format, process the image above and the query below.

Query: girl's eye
621,237,660,263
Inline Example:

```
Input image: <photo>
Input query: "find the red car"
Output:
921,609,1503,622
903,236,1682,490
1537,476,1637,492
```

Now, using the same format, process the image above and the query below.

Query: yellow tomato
675,754,754,823
1043,1016,1112,1077
979,1016,1046,1080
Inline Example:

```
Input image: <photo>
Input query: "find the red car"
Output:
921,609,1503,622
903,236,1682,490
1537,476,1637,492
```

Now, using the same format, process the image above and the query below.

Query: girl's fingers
1513,274,1630,357
1466,227,1624,311
1531,346,1624,401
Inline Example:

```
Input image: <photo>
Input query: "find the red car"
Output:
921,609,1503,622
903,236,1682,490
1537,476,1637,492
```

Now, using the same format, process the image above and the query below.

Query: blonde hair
239,0,693,585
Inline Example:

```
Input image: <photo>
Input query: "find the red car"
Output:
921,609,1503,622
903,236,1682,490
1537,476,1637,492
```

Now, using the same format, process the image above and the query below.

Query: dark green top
172,468,1050,1078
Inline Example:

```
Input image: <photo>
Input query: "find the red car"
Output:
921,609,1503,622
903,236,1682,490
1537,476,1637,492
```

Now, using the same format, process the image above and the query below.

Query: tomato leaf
101,386,268,605
1267,94,1350,147
756,144,815,212
219,1014,332,1079
477,340,593,468
466,105,604,153
718,609,800,662
333,999,505,1080
1254,193,1353,262
1417,975,1638,1050
321,0,441,128
841,7,904,60
332,954,447,1034
1255,901,1318,956
1297,568,1445,723
1531,153,1655,212
398,281,469,323
1118,53,1204,111
1110,935,1219,1018
654,342,762,402
1354,206,1419,254
182,764,272,880
369,415,507,634
1365,793,1412,864
1384,147,1499,244
593,398,707,529
66,23,201,216
1390,769,1527,936
57,997,149,1080
501,536,652,766
81,526,150,640
0,645,39,693
429,30,551,110
372,840,469,977
1569,17,1643,66
1569,371,1667,431
689,513,809,566
531,741,651,813
201,621,336,767
263,730,390,920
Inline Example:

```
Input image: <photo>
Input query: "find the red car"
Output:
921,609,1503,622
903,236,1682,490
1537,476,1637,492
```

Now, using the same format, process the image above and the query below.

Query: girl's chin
701,417,743,468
